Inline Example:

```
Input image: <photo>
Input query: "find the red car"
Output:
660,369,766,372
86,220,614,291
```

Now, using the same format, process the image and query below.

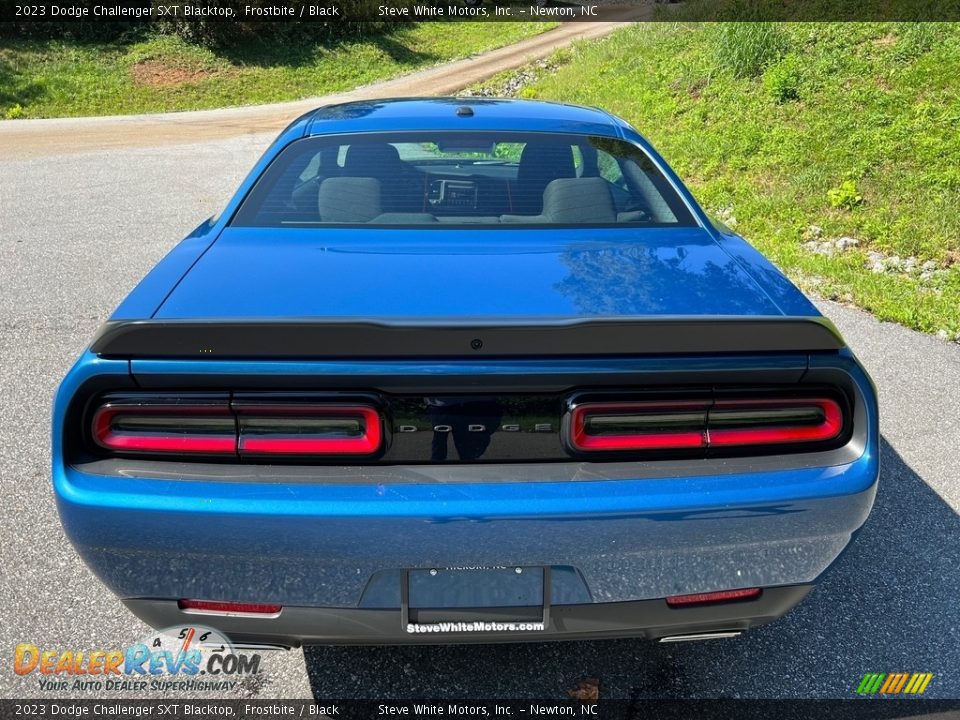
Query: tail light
708,398,843,446
666,587,762,608
92,399,235,455
569,397,844,454
90,395,383,459
236,404,381,456
570,401,709,451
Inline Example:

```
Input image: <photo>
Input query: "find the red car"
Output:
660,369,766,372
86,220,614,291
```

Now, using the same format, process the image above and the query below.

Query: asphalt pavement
1,128,957,701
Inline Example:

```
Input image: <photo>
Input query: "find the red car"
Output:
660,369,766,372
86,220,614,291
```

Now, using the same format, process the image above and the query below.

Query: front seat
342,143,424,213
513,143,577,215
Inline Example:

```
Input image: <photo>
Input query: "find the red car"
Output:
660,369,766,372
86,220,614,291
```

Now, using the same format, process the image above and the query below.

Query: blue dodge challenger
53,98,878,646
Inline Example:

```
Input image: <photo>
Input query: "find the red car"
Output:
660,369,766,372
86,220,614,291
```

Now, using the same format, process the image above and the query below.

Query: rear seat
501,178,617,224
318,176,636,225
318,177,383,223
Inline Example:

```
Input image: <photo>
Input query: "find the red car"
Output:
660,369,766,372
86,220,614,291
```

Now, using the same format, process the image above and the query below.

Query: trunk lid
153,227,791,320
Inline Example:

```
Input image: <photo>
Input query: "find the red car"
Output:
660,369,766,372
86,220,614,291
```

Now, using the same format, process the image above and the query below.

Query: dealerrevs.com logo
13,625,261,692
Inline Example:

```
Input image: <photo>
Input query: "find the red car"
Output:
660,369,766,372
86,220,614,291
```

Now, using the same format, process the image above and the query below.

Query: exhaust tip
658,631,742,643
227,643,293,652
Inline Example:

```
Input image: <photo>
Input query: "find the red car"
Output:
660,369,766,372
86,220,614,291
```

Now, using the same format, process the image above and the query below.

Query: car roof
301,97,630,138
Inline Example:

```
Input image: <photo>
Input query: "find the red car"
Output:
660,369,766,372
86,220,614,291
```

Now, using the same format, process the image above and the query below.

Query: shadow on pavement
304,437,959,700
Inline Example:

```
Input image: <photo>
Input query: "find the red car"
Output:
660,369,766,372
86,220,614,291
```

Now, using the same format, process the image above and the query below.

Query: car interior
234,134,694,227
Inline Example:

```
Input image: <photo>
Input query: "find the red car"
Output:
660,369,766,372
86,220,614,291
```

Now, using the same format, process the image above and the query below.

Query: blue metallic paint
304,98,627,139
110,218,218,320
153,227,792,320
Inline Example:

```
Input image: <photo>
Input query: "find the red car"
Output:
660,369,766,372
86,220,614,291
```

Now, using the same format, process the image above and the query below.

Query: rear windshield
231,132,696,228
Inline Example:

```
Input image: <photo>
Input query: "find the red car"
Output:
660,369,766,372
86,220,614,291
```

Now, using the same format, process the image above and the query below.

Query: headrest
343,143,402,173
516,143,576,184
541,178,617,223
318,177,382,223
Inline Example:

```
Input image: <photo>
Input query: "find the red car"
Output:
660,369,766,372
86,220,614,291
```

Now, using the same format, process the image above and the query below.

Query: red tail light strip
99,434,236,454
570,397,844,453
579,432,705,451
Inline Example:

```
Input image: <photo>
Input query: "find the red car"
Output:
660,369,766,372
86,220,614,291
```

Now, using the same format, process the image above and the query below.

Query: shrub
828,179,864,210
764,54,802,103
712,22,789,78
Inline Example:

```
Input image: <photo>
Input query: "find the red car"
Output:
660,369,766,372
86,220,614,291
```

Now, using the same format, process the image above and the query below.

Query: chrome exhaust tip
658,631,742,643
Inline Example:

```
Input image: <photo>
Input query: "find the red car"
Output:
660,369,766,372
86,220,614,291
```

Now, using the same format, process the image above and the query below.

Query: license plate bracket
401,566,551,629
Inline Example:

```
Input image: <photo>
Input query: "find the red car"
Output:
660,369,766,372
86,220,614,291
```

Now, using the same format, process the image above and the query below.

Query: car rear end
51,103,879,645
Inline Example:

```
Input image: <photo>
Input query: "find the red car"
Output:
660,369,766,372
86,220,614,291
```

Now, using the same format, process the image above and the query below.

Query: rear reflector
569,397,843,453
178,599,282,617
666,588,762,608
92,401,235,455
236,404,382,456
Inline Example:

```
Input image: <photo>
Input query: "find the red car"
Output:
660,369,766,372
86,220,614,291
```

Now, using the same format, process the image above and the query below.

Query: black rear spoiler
90,316,845,359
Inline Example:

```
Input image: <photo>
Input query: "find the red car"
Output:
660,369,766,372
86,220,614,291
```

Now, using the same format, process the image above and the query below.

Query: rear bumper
55,458,876,608
124,585,813,646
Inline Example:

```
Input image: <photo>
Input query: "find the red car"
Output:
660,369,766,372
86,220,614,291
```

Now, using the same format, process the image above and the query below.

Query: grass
0,22,553,119
489,23,960,338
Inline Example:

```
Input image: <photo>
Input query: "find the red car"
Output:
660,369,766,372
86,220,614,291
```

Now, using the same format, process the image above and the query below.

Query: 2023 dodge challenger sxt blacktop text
53,98,878,646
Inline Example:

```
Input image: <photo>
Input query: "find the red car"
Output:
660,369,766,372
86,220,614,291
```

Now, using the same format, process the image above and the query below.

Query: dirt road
0,14,646,160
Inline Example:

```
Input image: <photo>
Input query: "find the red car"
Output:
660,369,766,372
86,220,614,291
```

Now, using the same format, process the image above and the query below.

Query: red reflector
666,588,762,608
707,398,843,447
237,405,382,456
178,599,282,616
92,403,236,455
570,401,708,452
